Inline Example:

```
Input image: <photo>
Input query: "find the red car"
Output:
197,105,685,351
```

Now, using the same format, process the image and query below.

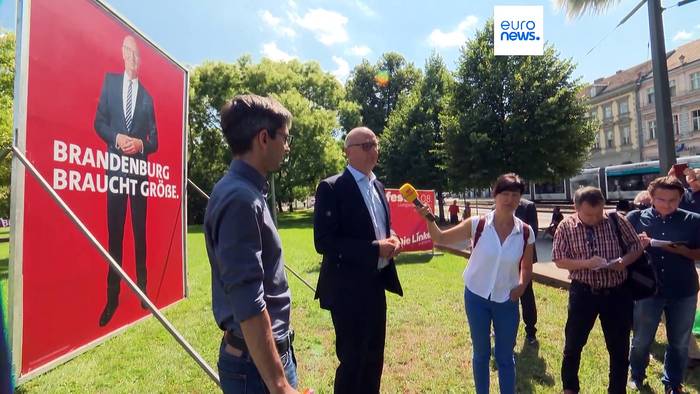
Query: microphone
399,183,435,222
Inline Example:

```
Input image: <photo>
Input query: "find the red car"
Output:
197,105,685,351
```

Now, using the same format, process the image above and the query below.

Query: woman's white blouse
463,212,535,303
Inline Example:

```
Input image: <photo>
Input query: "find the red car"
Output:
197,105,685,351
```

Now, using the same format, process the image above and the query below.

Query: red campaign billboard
10,0,187,379
385,188,435,252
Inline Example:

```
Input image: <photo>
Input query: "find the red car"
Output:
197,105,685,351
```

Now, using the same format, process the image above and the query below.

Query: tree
273,91,344,212
380,53,452,222
344,52,422,136
443,21,595,189
187,61,244,223
0,33,16,218
556,0,622,17
187,58,347,222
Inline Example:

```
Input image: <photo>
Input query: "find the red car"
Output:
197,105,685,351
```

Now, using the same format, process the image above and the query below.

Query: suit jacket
94,73,158,169
313,168,403,310
515,198,538,262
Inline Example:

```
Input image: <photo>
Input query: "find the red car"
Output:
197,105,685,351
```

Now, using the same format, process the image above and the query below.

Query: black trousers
330,291,386,394
105,176,147,304
561,281,633,394
520,280,537,337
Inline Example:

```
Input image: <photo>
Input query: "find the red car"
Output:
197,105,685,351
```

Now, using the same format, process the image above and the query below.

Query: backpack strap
520,222,530,264
607,210,627,254
472,216,486,249
522,224,530,255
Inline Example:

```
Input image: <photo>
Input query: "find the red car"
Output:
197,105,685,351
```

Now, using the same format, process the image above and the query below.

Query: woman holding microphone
415,173,535,394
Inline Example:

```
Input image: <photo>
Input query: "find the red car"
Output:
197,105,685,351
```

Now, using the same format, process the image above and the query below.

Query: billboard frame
9,0,190,383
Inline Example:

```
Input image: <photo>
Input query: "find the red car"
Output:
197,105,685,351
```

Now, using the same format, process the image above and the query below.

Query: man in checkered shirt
552,186,643,394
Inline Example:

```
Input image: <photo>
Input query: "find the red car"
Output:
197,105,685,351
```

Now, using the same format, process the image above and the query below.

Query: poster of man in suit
9,0,187,380
94,35,158,327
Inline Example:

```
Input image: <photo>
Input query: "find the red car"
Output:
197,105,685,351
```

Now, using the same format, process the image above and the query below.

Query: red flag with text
385,188,435,252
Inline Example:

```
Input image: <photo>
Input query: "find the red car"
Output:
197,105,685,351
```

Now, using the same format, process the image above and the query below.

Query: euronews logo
500,20,540,41
494,5,544,56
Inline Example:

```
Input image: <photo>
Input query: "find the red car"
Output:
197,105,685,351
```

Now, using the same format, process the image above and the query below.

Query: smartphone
673,163,689,178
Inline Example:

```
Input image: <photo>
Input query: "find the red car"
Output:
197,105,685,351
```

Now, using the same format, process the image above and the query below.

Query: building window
590,110,598,120
606,130,614,148
691,72,700,91
593,133,600,149
669,79,676,97
648,120,656,140
673,114,680,135
693,110,700,132
647,87,655,104
618,100,629,115
603,104,613,119
622,126,631,145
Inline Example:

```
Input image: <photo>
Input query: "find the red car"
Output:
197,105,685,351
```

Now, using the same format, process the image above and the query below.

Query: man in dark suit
313,126,403,394
515,198,539,344
94,35,158,327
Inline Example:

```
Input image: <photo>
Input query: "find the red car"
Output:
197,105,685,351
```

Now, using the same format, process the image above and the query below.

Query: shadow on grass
187,211,313,234
277,211,313,229
645,340,700,393
516,341,555,393
188,225,204,234
394,252,434,265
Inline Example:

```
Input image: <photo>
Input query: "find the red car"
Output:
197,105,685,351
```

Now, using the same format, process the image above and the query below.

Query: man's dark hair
574,186,605,207
648,175,685,197
220,95,292,155
492,173,525,196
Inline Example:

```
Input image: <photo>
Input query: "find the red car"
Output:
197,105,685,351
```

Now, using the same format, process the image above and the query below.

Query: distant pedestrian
449,200,460,224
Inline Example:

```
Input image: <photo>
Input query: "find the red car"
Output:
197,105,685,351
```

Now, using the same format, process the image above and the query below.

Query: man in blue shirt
204,95,298,394
627,176,700,394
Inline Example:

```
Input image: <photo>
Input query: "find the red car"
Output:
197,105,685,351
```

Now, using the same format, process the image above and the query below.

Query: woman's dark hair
492,173,525,196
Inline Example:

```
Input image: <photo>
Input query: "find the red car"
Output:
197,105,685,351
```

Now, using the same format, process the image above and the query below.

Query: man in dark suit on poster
313,126,403,394
94,35,158,326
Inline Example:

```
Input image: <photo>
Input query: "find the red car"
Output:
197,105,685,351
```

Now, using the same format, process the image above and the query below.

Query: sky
1,0,700,83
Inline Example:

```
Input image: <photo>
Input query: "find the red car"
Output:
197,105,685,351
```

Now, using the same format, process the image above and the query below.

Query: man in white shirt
313,127,403,394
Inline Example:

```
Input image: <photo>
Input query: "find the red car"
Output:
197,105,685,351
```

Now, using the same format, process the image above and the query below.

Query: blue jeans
629,294,698,388
217,336,298,393
464,287,519,394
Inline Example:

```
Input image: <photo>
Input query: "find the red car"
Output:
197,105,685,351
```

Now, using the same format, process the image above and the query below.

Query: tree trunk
277,200,283,214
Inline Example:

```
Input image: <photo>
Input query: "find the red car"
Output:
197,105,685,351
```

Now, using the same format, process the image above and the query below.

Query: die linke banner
385,189,435,252
10,0,187,379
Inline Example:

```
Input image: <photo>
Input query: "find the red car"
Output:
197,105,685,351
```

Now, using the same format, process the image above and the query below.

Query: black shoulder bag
608,211,658,300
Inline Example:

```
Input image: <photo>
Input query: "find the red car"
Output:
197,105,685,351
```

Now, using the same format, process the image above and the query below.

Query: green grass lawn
7,212,700,392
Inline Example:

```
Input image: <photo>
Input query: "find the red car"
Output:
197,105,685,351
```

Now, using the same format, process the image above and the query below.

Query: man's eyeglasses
346,141,379,151
277,133,293,145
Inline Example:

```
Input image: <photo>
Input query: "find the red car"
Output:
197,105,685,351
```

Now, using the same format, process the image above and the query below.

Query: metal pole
186,178,316,293
187,178,210,200
647,0,677,173
13,146,221,387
